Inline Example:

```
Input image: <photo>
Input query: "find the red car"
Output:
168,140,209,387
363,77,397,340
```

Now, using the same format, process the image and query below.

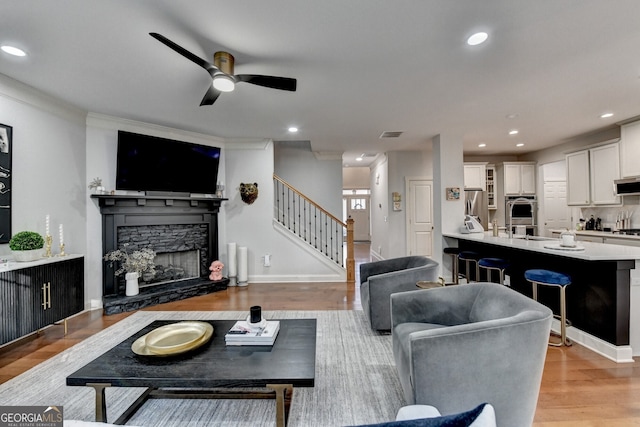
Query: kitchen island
444,232,640,362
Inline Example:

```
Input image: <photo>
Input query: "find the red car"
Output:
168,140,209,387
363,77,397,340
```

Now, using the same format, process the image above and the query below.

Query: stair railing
273,174,355,283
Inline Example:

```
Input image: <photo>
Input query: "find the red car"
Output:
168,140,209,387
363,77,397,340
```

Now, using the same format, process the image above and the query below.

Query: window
350,198,367,210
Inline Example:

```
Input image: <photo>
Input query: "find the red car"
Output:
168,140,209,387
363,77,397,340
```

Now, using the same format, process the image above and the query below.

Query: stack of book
224,320,280,346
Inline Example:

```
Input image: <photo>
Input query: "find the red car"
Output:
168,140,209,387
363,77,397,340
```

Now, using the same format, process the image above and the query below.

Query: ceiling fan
149,32,297,106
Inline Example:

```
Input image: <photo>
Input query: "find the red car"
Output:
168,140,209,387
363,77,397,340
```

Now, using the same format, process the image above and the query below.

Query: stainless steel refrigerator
464,190,488,229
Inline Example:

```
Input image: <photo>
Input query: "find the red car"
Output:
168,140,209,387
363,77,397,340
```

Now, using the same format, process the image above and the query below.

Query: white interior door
345,195,370,241
542,180,571,236
406,178,433,256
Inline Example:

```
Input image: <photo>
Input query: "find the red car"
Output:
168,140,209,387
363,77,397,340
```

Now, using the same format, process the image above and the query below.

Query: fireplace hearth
93,194,227,313
102,277,229,315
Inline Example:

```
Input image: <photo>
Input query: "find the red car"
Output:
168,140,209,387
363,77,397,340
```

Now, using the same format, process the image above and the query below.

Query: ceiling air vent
379,131,403,138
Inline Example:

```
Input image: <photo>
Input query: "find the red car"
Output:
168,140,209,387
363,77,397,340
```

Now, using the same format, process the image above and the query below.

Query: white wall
368,150,435,260
225,140,345,282
273,141,342,218
386,151,433,258
369,156,389,260
0,75,89,303
343,167,370,189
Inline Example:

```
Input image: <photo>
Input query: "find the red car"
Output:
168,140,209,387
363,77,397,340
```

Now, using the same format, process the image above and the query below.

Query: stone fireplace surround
118,224,208,284
92,194,228,314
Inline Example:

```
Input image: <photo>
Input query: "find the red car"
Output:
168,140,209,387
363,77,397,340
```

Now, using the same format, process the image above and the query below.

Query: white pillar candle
59,224,64,245
227,242,237,277
45,215,50,236
237,246,248,284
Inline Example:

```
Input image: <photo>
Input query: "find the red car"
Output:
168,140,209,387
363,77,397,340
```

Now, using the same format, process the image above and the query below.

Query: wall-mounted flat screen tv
116,130,221,195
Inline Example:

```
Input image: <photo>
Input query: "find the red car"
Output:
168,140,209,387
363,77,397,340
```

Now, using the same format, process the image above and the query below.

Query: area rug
0,310,405,426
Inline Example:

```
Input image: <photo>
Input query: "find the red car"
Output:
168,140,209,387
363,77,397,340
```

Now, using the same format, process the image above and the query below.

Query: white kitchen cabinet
566,150,590,205
566,142,621,206
621,120,640,178
576,235,603,243
603,236,640,247
590,143,620,204
503,162,536,196
464,163,487,190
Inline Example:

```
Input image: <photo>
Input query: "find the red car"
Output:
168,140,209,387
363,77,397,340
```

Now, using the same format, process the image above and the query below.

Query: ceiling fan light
213,75,235,92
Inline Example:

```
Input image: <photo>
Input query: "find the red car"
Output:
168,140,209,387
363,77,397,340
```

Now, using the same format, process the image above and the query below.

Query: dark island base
456,240,632,347
103,277,229,315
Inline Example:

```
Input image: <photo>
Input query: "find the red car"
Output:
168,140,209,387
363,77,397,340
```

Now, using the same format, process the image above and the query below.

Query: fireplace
117,223,210,291
93,194,227,312
143,249,201,287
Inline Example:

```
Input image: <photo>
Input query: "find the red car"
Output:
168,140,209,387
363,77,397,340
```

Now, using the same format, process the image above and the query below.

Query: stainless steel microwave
614,176,640,196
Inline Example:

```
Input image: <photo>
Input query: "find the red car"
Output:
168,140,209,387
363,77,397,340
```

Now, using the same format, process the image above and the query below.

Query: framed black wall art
0,124,11,243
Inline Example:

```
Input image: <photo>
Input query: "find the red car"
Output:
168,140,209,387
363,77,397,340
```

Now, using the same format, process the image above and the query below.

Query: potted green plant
104,244,156,296
9,231,45,262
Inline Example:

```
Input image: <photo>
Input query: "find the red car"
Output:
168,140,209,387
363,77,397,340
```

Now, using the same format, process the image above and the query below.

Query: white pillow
396,405,443,420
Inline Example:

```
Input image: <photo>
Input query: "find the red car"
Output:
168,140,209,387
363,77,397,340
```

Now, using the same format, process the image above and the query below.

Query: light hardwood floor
1,243,639,426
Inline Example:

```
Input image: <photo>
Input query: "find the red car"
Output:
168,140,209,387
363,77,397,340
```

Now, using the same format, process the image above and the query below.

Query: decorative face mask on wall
240,182,259,205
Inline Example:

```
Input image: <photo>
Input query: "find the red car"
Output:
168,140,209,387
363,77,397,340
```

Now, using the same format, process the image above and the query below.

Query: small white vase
125,272,140,296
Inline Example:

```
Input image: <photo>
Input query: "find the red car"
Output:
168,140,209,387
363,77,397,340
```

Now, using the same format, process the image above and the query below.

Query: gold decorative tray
132,321,214,356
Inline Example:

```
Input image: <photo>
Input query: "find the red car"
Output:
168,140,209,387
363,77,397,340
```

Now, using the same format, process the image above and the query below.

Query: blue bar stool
478,257,510,285
443,247,461,284
524,269,572,347
458,251,480,283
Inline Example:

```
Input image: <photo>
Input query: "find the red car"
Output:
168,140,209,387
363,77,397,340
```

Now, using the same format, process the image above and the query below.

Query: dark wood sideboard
0,255,84,346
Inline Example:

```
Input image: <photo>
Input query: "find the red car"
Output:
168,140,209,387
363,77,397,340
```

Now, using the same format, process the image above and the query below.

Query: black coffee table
66,319,316,426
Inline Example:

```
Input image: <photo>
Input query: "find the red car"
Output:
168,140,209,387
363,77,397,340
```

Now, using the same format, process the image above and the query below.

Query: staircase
273,174,355,282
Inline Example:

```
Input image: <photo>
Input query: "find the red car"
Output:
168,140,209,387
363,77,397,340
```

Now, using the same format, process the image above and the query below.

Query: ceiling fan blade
235,74,297,91
200,84,221,106
149,32,218,74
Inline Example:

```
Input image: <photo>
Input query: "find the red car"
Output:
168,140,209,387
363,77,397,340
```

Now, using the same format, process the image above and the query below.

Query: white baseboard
248,273,346,283
552,319,634,363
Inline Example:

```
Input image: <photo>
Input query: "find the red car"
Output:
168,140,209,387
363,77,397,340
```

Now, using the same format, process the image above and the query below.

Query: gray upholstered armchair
391,283,552,427
360,256,439,331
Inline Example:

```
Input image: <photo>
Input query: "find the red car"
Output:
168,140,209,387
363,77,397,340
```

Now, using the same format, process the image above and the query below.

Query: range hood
614,176,640,196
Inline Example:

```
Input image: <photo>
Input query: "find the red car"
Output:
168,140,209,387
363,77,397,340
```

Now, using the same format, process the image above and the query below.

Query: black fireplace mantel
92,194,227,297
91,194,226,212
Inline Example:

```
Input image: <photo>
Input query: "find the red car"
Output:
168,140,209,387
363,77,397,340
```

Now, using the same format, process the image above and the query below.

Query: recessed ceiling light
600,113,614,119
467,32,488,46
478,143,486,148
516,143,525,147
355,157,363,162
1,45,26,57
288,126,298,133
506,113,519,119
509,130,519,135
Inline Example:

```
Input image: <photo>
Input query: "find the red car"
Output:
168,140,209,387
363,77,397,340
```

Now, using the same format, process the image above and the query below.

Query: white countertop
550,229,640,241
444,232,640,261
0,253,83,272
